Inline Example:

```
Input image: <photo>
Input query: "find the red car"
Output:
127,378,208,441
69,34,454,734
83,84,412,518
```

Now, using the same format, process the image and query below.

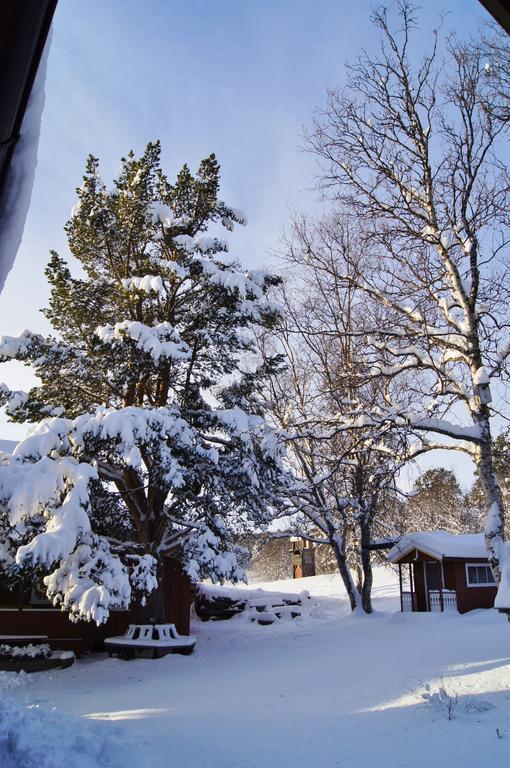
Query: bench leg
175,645,195,656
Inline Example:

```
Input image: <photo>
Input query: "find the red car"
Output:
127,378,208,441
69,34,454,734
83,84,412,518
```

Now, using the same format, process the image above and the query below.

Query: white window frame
465,563,496,588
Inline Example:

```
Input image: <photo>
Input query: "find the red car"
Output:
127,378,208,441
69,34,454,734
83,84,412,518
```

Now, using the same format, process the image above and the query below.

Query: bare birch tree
260,214,406,613
306,1,510,601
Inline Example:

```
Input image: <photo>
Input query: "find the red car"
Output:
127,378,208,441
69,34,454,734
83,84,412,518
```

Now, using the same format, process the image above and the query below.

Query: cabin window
465,564,496,587
30,586,51,605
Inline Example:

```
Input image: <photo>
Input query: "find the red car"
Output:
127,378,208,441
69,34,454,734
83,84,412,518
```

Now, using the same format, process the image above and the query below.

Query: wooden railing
402,591,416,612
429,589,457,612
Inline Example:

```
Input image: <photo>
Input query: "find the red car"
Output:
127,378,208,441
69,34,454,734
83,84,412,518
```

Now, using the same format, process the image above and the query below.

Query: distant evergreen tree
404,468,466,534
465,430,510,537
0,142,289,624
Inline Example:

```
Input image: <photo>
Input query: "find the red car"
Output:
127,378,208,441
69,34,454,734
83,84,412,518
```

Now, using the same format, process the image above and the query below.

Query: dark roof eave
479,1,510,35
0,0,57,201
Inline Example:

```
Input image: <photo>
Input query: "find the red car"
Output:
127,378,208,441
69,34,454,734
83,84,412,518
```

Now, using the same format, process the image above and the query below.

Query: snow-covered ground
2,566,510,768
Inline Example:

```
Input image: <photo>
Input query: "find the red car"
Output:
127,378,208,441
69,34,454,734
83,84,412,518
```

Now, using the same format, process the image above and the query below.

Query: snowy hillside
0,439,17,454
1,565,510,768
245,566,401,606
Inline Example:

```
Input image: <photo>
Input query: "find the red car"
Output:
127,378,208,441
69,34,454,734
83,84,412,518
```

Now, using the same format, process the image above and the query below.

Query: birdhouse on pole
473,367,492,405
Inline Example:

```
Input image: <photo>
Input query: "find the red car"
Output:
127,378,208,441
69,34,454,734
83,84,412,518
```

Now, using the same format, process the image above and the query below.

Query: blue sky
0,0,493,485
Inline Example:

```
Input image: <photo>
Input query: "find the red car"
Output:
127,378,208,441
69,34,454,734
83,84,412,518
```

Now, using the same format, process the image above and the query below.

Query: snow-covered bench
247,596,315,624
104,623,196,659
196,584,312,623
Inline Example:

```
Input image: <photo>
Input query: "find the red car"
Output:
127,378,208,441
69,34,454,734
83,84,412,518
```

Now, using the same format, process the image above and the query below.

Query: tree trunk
330,533,360,611
475,409,507,586
355,563,363,594
133,559,166,624
359,516,373,614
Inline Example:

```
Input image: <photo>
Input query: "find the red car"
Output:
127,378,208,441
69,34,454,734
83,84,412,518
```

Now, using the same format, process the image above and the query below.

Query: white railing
402,591,415,612
429,589,457,612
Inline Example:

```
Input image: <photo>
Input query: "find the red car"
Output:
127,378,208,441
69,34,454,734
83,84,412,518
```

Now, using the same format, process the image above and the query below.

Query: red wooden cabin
387,532,497,614
0,556,192,655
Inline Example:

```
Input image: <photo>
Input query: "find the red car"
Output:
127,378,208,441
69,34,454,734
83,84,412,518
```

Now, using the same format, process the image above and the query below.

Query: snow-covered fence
429,590,457,612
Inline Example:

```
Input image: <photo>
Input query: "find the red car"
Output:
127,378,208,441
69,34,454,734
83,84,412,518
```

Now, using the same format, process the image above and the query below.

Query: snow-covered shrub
464,697,495,714
421,679,497,722
0,644,51,660
421,681,459,721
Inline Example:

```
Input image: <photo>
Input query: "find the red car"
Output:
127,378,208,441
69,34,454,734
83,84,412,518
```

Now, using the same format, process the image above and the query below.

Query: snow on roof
0,32,50,293
387,531,488,562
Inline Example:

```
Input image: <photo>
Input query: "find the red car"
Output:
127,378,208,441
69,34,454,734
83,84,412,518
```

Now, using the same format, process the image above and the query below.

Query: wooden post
399,563,403,612
16,590,25,633
409,563,415,611
439,560,445,612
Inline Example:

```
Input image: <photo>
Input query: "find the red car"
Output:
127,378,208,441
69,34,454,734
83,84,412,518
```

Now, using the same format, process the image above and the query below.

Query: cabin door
424,560,441,610
164,557,192,635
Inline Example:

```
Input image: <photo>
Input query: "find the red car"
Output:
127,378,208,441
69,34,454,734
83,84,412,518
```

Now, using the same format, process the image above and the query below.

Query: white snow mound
0,695,144,768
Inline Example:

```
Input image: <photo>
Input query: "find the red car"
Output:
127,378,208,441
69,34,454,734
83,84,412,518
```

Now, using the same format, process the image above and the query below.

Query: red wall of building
0,556,192,653
451,560,497,614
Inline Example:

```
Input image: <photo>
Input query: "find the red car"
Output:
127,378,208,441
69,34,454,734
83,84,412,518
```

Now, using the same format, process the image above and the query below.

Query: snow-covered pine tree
0,142,288,625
